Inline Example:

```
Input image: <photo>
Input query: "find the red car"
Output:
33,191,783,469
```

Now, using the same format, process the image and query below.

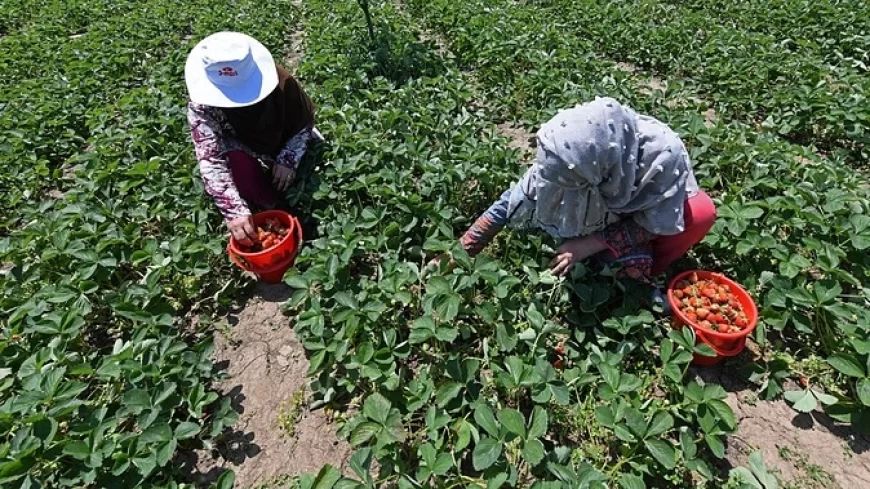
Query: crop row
283,0,753,487
0,1,297,487
406,0,870,446
669,0,870,68
548,0,869,161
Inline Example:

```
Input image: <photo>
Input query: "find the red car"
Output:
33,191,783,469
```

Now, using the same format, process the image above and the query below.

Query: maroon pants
227,150,282,211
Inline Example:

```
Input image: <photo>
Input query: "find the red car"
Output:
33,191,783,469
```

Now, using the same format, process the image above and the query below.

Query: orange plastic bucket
667,270,758,366
227,210,303,283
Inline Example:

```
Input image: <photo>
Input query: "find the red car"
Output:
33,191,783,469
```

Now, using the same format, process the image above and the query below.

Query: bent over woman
458,98,716,291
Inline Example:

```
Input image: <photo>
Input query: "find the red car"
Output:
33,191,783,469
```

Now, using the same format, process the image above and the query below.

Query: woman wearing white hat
185,32,320,246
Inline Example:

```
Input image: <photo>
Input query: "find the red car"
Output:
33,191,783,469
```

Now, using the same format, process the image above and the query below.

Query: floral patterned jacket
187,102,314,220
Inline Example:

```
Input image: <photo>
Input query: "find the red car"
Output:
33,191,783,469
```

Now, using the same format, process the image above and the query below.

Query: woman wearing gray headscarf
458,97,716,285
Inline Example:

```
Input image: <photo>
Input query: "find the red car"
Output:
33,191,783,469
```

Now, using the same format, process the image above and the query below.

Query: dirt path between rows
186,283,350,488
697,360,870,488
183,4,352,485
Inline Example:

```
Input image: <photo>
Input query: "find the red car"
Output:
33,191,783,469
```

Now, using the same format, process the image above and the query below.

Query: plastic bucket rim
695,329,747,357
667,269,758,340
228,210,300,259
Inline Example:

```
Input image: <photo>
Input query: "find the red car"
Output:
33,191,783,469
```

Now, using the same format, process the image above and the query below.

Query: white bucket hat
184,32,279,108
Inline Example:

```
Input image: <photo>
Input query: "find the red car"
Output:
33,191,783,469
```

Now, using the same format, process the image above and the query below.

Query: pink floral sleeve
275,124,314,169
187,103,250,220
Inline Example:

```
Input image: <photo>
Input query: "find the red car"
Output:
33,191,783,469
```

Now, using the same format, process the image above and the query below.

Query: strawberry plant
3,0,869,487
406,0,870,433
0,0,302,487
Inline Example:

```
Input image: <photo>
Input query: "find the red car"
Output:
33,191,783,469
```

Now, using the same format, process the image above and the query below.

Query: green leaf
680,429,697,460
784,390,817,413
215,470,236,489
122,389,151,412
528,406,548,439
709,399,737,430
350,422,381,446
427,276,452,295
174,421,201,440
660,340,674,363
522,439,545,465
625,408,647,438
646,411,674,438
618,473,646,489
857,378,870,407
284,274,309,289
472,438,502,471
664,363,684,383
497,408,526,438
474,405,500,438
613,424,636,442
594,406,615,428
156,438,177,467
695,343,717,357
434,327,459,343
363,393,391,424
140,424,172,444
487,473,509,489
644,439,676,469
435,382,463,407
349,448,372,482
599,363,620,389
333,292,358,309
408,328,433,345
32,417,58,445
132,454,157,477
431,453,453,476
526,305,545,329
730,467,761,489
62,441,90,460
705,434,726,458
739,206,764,219
312,465,342,489
827,354,866,378
748,451,779,489
812,390,839,406
437,294,461,322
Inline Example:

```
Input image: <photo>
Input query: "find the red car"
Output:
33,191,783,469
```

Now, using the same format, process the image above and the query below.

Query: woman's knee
688,191,717,234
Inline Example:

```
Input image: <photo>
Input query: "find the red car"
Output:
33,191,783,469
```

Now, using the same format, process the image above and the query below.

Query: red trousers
651,191,717,275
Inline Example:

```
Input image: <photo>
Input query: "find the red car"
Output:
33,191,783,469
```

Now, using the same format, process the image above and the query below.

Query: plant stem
356,0,376,44
608,444,639,476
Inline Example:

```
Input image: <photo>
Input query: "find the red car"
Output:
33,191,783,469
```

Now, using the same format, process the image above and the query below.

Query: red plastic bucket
227,210,303,284
667,270,758,366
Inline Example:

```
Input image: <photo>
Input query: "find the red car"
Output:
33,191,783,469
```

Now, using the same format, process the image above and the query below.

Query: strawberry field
1,0,869,488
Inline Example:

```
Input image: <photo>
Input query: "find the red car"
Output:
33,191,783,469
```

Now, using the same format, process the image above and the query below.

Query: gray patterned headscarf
507,97,698,238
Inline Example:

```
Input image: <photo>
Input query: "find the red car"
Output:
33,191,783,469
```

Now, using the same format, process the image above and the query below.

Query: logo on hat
219,66,239,77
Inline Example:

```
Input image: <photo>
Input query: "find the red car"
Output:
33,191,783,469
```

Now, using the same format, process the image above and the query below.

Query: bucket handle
694,329,747,357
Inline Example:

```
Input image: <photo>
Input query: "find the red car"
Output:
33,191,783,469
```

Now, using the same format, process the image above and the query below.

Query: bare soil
496,122,535,162
184,283,351,488
695,360,870,488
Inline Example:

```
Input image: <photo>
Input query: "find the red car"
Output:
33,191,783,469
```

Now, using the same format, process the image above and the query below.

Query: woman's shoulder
187,102,230,127
188,101,221,117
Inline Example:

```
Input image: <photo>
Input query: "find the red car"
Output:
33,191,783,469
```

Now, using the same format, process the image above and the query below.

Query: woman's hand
272,164,297,191
549,236,608,276
228,215,258,246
